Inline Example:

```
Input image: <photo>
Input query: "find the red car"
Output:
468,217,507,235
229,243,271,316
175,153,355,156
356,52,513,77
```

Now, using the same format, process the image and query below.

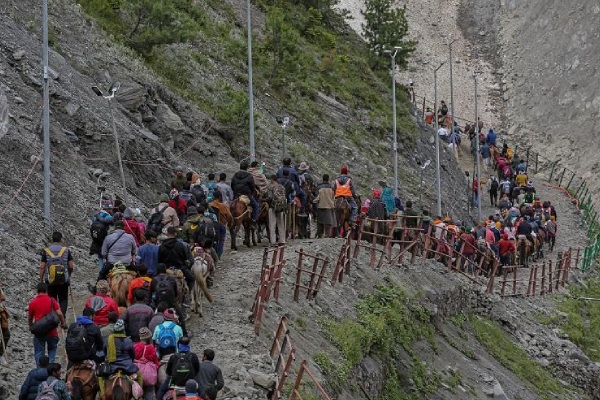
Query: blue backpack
157,322,177,349
205,182,217,203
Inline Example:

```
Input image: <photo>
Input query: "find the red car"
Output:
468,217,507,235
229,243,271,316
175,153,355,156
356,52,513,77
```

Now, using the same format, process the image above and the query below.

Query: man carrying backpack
152,309,184,358
149,194,179,235
39,232,74,318
202,173,220,204
66,307,103,366
89,210,112,270
121,290,154,342
265,175,288,246
157,337,200,400
193,205,220,249
36,362,72,400
19,355,49,400
151,265,187,336
231,161,259,224
98,221,137,281
182,206,202,245
158,227,195,293
216,173,234,206
488,176,499,207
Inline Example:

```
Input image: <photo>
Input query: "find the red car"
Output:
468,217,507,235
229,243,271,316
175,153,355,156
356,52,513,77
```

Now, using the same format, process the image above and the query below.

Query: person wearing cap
98,220,137,280
314,174,336,238
157,337,200,400
367,189,386,220
100,319,140,395
183,379,203,400
134,327,160,400
231,161,260,223
249,161,269,197
85,280,119,327
333,166,358,222
152,308,184,357
151,194,180,234
171,167,187,192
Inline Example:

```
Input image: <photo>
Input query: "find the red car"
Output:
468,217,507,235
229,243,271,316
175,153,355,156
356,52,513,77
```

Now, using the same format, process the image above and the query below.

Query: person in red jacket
498,233,516,267
85,280,119,327
169,189,189,224
134,327,160,400
123,208,144,246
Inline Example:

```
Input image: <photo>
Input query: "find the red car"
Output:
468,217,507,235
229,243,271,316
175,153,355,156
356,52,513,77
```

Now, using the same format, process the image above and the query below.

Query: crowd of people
0,119,564,399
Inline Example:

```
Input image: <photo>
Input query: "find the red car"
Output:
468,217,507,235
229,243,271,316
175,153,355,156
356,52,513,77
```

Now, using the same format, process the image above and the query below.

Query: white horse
191,253,214,317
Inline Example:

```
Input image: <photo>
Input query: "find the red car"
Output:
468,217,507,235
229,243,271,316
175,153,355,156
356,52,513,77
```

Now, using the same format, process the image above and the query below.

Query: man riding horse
231,160,260,225
333,166,358,223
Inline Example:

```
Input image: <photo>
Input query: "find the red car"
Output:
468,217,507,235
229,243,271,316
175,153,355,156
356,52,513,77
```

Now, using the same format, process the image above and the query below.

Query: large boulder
116,83,147,112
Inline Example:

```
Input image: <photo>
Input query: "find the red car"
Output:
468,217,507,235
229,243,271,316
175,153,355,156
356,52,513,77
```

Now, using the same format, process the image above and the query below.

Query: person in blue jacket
19,356,49,400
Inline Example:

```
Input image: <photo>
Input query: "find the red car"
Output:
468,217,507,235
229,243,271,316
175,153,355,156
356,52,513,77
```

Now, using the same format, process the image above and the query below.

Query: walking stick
68,285,77,322
0,325,7,362
58,324,68,365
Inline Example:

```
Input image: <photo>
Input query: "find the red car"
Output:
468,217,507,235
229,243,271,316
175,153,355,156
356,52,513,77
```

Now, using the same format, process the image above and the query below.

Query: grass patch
319,283,437,397
471,316,574,400
543,277,600,362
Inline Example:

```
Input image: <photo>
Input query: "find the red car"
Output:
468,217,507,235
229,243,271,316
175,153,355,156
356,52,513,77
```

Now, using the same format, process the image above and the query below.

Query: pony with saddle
230,195,257,250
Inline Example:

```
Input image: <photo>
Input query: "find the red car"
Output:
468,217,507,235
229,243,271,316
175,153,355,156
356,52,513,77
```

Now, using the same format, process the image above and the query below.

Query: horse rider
231,160,260,224
276,158,300,186
333,166,358,222
516,216,535,249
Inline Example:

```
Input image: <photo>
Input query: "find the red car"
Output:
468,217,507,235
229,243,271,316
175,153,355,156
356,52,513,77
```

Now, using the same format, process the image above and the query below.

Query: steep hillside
460,0,600,210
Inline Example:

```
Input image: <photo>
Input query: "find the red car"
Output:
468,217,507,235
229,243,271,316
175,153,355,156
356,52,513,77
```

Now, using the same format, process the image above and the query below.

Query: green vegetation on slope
316,283,439,399
78,0,418,155
471,316,575,400
541,276,600,362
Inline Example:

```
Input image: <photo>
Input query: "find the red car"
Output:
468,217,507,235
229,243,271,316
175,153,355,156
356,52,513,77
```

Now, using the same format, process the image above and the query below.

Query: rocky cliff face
466,0,600,205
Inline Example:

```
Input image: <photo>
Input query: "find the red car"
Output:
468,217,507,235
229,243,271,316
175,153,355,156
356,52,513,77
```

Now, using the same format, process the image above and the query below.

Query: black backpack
490,180,499,192
171,353,195,386
194,220,218,245
148,205,168,234
90,221,108,245
154,275,175,301
65,324,90,362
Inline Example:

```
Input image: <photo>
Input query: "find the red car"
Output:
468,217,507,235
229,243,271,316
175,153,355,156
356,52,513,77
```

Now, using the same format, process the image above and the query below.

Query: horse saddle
239,195,251,206
108,264,136,278
166,268,184,279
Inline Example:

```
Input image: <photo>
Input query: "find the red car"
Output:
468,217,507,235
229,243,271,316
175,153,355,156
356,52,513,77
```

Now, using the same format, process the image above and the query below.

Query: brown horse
255,202,269,243
66,363,98,400
104,373,132,400
516,236,534,268
230,197,256,250
108,266,137,309
335,197,352,237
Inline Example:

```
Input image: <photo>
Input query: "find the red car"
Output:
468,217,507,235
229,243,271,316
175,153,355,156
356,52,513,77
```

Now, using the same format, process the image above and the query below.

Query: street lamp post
247,0,256,162
384,46,402,198
434,62,445,217
42,0,51,227
277,116,290,160
474,71,482,222
419,159,431,211
449,39,457,138
92,83,128,204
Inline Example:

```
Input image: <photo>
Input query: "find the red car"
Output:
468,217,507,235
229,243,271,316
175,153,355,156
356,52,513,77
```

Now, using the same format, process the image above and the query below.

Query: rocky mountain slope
0,0,599,399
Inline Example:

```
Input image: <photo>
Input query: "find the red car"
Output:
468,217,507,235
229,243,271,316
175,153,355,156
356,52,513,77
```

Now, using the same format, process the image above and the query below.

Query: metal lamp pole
474,71,481,222
42,0,51,227
434,62,445,216
419,160,431,211
247,0,256,162
92,84,127,203
449,39,457,138
384,46,402,198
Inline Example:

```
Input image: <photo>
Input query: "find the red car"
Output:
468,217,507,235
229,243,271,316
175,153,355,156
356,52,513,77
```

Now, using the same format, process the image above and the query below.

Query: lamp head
109,82,121,93
91,86,103,97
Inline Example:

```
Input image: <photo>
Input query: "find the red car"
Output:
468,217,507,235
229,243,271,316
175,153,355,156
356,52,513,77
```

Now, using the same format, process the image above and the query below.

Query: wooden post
307,257,320,300
541,261,546,296
293,249,304,302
